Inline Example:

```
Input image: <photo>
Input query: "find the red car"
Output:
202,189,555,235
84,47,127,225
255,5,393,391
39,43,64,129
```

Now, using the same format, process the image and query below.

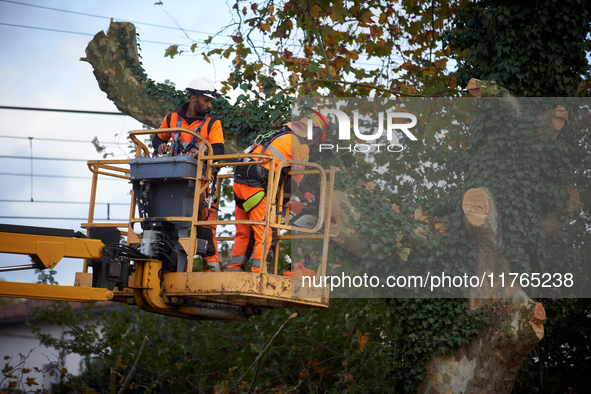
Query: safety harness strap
258,127,291,156
170,113,215,156
234,126,292,188
235,190,266,213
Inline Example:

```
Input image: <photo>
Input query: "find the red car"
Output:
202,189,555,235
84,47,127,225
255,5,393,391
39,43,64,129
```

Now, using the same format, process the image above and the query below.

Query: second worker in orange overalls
229,114,329,273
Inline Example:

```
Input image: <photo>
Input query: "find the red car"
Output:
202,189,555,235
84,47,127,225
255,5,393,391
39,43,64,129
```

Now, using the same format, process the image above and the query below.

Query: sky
0,0,238,285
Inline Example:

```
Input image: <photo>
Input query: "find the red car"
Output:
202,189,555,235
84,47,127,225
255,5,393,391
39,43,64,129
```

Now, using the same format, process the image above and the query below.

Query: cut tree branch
81,21,167,129
118,335,150,394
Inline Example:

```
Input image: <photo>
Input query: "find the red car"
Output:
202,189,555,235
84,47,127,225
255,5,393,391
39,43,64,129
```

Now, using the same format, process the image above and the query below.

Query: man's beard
194,102,209,116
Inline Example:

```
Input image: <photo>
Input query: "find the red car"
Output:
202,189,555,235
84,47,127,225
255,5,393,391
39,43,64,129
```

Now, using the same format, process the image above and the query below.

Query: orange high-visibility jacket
235,129,309,188
156,103,224,155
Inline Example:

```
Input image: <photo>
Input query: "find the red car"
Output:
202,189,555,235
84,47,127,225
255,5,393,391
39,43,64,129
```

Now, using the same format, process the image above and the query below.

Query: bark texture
81,20,167,128
419,297,545,393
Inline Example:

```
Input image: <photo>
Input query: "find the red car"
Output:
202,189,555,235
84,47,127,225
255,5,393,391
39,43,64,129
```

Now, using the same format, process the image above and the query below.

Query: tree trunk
329,186,546,393
417,188,546,393
419,298,545,393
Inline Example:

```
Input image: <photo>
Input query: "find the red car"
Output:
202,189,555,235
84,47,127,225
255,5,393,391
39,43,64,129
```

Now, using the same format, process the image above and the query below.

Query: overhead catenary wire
1,155,99,162
0,0,390,66
0,107,140,162
0,0,262,47
0,136,122,147
0,22,197,47
0,0,216,36
1,107,137,207
0,105,127,116
0,199,128,206
0,4,393,89
0,3,211,228
0,216,128,221
0,172,123,180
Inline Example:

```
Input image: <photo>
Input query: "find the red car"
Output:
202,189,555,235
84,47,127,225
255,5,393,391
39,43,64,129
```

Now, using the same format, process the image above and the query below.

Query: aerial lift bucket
0,128,335,321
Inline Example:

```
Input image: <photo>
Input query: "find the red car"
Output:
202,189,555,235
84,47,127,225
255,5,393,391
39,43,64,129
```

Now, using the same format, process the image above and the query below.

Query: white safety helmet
185,77,220,99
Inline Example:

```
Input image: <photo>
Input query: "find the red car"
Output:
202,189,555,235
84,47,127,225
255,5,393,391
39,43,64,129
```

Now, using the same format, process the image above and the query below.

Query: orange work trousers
202,204,219,272
229,183,272,273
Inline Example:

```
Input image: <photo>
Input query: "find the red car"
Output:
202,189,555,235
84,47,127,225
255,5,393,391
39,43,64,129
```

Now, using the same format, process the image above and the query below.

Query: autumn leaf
289,73,300,85
25,377,38,387
411,225,429,241
328,65,337,78
356,330,370,352
434,59,448,69
164,45,179,58
364,182,376,193
330,5,347,23
401,60,416,71
359,9,374,25
314,366,330,379
214,380,230,394
423,68,436,76
299,369,308,378
398,247,411,262
396,234,404,244
391,203,401,213
116,358,128,369
310,4,322,18
228,365,237,377
414,205,423,221
434,222,448,233
369,25,382,40
259,22,271,32
346,49,359,60
203,53,211,64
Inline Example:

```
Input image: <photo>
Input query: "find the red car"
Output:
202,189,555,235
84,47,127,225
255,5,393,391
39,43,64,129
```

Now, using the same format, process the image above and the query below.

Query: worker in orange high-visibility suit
152,76,224,272
229,113,329,273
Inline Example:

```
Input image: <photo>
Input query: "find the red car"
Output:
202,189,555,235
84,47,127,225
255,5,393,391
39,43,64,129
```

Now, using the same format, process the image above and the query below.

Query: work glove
304,192,315,204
